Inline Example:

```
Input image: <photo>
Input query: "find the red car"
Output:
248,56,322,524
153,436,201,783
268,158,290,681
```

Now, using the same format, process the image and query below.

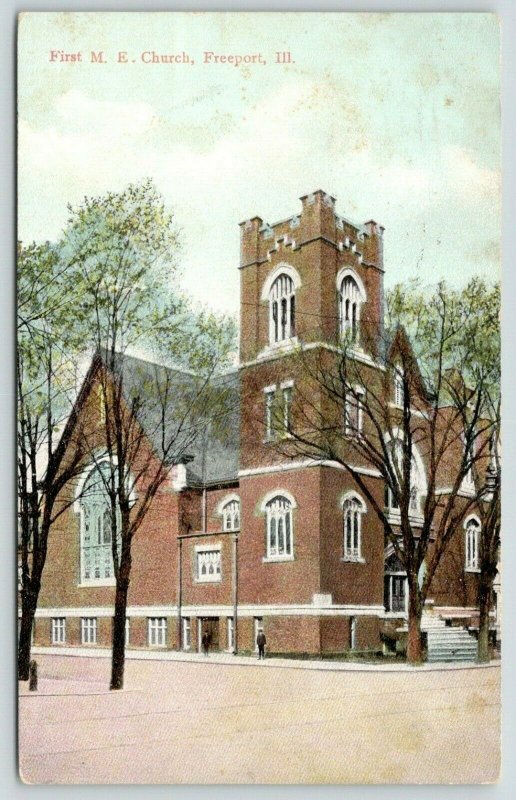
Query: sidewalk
31,645,498,673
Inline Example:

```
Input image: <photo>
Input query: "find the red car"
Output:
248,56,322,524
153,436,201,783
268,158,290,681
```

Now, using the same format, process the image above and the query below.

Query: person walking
256,628,266,660
202,630,210,656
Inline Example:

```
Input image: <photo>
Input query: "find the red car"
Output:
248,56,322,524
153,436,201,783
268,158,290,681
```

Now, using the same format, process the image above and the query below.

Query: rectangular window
81,617,97,645
196,548,222,582
283,386,292,433
148,617,167,647
125,617,130,646
182,617,191,650
52,617,66,645
227,616,234,651
385,484,400,511
264,387,276,440
385,576,407,613
345,387,363,435
349,616,357,650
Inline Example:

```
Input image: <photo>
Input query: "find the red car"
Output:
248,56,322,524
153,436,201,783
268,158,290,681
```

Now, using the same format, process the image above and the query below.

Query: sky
18,12,500,321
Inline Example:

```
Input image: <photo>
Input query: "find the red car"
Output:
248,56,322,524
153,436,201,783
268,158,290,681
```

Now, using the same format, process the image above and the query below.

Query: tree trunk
406,581,424,664
18,589,37,680
477,571,492,664
110,573,129,691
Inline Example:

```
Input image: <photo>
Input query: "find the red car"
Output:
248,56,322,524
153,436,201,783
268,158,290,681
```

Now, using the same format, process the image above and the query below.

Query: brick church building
32,191,490,657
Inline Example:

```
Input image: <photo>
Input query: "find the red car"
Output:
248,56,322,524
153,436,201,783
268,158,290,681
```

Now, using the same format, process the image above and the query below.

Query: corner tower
239,190,385,363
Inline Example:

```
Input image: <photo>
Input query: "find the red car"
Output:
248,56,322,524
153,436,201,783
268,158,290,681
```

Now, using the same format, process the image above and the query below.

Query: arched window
384,436,426,515
339,275,362,341
342,494,366,561
79,462,120,584
269,274,296,344
265,495,294,559
222,498,240,531
465,517,480,571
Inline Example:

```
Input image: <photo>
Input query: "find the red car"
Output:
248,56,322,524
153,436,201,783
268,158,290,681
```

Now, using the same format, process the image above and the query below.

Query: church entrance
198,617,220,652
384,552,408,614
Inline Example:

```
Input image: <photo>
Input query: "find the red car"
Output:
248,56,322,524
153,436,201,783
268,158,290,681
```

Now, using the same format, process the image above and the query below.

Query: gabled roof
387,325,432,402
93,350,240,487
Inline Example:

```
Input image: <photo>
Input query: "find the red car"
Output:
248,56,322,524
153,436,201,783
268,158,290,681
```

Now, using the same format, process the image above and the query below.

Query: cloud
18,82,500,314
54,89,158,138
445,146,500,200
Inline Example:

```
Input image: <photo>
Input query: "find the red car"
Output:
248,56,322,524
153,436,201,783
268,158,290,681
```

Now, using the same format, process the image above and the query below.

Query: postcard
17,11,500,784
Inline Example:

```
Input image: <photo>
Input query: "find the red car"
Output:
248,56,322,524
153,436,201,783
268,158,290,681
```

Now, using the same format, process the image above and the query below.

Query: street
19,653,500,784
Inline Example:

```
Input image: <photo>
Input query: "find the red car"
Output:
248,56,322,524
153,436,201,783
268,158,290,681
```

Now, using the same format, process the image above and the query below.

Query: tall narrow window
384,439,425,515
394,366,404,407
384,553,408,614
385,484,400,511
342,495,365,561
265,495,294,560
269,274,296,344
227,617,234,651
461,431,476,490
222,499,240,531
465,517,480,571
52,618,66,644
345,387,363,435
79,462,120,584
182,617,191,650
264,387,275,440
339,275,362,341
148,617,167,647
283,385,293,433
349,617,357,650
81,617,97,645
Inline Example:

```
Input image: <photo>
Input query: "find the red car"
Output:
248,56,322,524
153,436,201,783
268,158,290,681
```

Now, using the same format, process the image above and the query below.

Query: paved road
19,654,500,784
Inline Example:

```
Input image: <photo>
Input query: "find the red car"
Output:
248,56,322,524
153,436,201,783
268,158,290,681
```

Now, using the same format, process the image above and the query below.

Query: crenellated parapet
240,190,384,273
239,191,385,363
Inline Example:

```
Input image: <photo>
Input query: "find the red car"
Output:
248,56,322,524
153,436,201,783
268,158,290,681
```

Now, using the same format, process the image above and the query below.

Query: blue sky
18,12,500,319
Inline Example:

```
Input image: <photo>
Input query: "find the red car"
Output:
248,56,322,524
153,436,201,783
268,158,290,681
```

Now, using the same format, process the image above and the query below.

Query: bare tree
469,402,500,662
62,180,236,689
267,278,499,664
17,241,90,680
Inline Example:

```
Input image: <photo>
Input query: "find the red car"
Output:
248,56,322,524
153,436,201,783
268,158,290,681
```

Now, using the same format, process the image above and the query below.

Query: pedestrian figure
202,631,210,656
256,628,266,660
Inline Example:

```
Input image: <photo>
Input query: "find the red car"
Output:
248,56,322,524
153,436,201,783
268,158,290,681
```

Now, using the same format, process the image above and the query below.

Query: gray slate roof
106,352,240,487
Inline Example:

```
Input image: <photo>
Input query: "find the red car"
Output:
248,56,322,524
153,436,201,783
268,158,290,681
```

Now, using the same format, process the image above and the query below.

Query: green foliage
17,240,85,452
61,178,237,373
386,278,500,405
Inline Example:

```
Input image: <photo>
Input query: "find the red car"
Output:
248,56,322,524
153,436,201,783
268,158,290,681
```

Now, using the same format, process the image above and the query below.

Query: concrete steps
422,614,477,663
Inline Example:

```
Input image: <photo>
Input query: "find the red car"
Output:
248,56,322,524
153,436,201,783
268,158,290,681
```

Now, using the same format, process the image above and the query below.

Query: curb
30,646,501,673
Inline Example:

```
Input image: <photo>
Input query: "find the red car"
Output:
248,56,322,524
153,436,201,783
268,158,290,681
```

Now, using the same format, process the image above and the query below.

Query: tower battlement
240,191,384,271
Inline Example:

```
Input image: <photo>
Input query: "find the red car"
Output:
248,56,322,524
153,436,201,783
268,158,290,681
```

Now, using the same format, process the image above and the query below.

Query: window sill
194,577,222,584
341,556,366,564
465,567,481,574
78,579,116,588
385,509,425,527
258,338,299,359
262,555,295,564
